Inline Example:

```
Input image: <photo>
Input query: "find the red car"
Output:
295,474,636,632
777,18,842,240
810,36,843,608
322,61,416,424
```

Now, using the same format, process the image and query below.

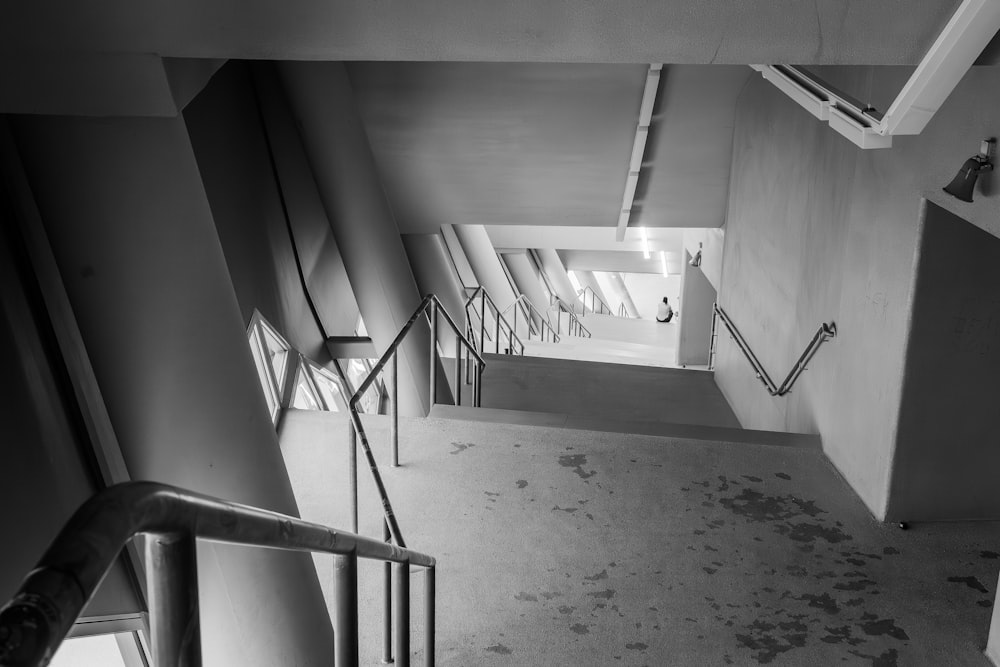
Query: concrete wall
185,62,334,361
677,257,716,366
0,204,141,619
886,203,1000,520
716,66,1000,520
10,112,334,665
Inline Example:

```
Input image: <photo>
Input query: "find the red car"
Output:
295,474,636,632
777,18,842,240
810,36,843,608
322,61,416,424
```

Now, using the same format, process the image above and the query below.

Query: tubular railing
550,296,592,338
463,287,526,356
713,303,836,396
0,482,435,667
580,286,613,316
502,294,560,343
617,303,630,318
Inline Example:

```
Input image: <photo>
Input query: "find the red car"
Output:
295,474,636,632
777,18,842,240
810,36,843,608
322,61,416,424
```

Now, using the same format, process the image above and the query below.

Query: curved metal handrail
580,286,612,316
713,303,836,396
0,481,435,667
550,296,592,338
617,302,630,318
463,287,525,356
502,294,560,343
347,294,485,547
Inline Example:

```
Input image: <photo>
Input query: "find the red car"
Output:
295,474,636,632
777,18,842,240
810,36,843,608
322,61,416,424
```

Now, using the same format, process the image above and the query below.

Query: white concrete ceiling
0,1,972,64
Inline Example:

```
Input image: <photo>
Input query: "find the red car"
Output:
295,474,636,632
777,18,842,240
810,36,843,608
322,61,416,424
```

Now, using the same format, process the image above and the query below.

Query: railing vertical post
348,419,358,533
335,552,359,666
395,561,411,667
454,336,462,406
429,301,438,406
475,363,483,407
493,306,500,354
512,302,518,339
147,532,201,667
479,291,485,358
382,521,393,664
507,325,512,355
391,352,399,468
425,567,435,667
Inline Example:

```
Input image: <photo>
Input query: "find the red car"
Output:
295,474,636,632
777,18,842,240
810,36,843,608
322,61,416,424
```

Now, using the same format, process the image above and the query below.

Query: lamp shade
943,157,986,202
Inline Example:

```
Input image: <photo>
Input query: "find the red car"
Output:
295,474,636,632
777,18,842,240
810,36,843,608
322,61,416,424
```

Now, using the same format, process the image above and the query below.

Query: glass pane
248,327,280,420
346,358,380,414
290,365,322,410
310,366,345,412
261,327,289,384
50,634,128,667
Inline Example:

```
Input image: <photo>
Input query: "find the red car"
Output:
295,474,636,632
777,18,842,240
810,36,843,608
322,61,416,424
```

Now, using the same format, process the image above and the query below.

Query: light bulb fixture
640,227,650,259
660,251,668,277
943,138,994,202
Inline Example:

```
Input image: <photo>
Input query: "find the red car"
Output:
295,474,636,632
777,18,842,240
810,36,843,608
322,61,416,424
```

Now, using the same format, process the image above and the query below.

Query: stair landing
280,410,1000,666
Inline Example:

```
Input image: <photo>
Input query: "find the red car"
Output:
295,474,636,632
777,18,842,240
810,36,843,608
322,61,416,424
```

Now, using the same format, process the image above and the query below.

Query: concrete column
441,224,478,290
605,272,640,318
534,248,580,309
453,224,518,310
676,255,717,365
574,269,612,313
277,61,430,416
10,114,334,666
501,251,549,335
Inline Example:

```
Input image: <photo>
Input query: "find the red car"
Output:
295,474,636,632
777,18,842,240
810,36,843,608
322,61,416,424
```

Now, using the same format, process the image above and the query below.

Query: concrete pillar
676,254,718,365
605,272,640,318
453,224,518,310
988,586,1000,666
574,269,612,313
277,61,430,416
10,114,334,666
535,248,580,310
500,251,549,335
441,224,478,290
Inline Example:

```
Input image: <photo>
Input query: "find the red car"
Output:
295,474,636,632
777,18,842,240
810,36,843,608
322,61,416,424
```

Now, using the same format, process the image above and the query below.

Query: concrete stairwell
279,401,1000,665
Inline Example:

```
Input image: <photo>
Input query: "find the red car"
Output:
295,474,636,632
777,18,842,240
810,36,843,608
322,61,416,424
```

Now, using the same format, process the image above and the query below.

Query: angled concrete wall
717,67,1000,520
10,112,335,665
677,256,716,366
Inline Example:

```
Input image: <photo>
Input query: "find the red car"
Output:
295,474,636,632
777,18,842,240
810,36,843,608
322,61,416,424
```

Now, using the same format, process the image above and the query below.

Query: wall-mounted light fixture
640,227,650,259
660,251,668,278
943,138,994,202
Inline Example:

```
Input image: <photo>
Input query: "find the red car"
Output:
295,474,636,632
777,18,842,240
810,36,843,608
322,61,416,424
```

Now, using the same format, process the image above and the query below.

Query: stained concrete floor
279,411,1000,666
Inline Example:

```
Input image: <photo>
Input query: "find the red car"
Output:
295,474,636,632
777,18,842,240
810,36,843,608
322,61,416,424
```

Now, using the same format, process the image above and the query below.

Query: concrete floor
279,410,1000,666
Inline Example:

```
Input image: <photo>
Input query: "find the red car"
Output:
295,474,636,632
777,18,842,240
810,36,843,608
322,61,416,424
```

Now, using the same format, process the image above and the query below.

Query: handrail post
147,532,201,667
425,566,435,667
512,302,518,339
348,419,358,532
382,521,393,664
479,291,485,356
391,353,399,468
454,336,462,406
475,362,483,407
493,306,500,354
335,552,360,666
395,561,410,667
429,300,438,407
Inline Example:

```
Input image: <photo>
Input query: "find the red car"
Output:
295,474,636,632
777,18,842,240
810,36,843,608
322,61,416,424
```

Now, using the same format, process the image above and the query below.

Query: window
289,356,348,412
247,312,292,424
50,632,148,667
308,362,347,412
345,357,382,414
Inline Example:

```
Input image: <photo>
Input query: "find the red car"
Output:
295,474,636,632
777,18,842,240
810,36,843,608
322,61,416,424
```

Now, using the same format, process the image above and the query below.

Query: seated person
656,297,674,323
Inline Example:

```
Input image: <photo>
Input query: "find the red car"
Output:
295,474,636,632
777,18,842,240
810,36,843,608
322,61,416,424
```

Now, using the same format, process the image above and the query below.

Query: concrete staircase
277,355,1000,665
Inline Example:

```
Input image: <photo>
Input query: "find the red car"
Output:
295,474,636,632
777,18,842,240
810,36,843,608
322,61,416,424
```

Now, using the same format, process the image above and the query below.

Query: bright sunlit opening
49,634,128,667
660,251,668,277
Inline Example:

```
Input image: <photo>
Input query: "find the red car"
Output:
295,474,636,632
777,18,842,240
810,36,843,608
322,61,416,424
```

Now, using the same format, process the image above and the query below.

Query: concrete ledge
429,404,821,449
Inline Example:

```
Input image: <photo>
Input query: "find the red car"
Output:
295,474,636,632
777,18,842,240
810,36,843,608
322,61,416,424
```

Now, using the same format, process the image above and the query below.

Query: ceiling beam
616,64,660,242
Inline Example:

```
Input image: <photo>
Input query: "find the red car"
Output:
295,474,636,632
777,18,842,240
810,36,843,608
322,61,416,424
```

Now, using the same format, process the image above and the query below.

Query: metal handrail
347,294,485,546
550,296,592,338
463,287,526,356
617,303,630,318
580,286,612,316
0,481,435,667
502,294,560,343
713,303,836,396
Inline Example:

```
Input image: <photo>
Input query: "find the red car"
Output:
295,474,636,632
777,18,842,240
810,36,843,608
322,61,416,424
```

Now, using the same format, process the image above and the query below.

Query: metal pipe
494,307,500,354
391,353,399,468
147,532,200,667
475,363,483,407
479,291,485,358
382,521,393,664
348,419,358,533
334,553,359,666
454,336,462,406
425,567,435,667
395,562,410,667
429,301,438,407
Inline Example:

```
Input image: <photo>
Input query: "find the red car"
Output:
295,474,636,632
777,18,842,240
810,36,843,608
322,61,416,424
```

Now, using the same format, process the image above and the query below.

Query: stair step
429,404,820,449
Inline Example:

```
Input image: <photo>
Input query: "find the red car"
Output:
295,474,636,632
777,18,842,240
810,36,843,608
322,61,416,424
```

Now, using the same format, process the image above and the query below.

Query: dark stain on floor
450,441,475,455
516,479,528,489
569,623,590,635
514,592,538,602
485,643,512,655
947,576,989,593
735,618,809,663
625,642,648,650
558,454,597,480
